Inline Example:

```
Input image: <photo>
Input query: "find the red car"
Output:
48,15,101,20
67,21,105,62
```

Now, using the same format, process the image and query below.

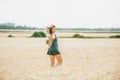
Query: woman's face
52,27,56,33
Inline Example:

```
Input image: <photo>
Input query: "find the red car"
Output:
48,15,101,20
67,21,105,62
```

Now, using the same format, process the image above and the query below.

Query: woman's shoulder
48,34,55,39
52,34,56,39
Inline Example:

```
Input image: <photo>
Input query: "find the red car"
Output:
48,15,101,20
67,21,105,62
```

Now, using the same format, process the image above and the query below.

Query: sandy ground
0,37,120,80
0,30,120,37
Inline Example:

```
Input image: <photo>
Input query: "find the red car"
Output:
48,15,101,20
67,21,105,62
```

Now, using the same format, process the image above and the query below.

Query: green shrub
72,34,84,38
8,34,14,37
31,31,46,37
110,35,120,38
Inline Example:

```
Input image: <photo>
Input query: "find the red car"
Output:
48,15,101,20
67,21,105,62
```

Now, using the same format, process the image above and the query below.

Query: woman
46,25,63,67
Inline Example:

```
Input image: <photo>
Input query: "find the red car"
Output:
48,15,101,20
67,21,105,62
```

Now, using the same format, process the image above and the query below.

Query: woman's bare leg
50,55,55,67
55,54,63,66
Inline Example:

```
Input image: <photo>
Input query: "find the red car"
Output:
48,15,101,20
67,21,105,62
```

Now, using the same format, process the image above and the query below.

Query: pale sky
0,0,120,28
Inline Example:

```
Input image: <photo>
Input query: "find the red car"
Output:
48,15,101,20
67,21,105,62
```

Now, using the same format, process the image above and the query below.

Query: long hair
47,25,56,35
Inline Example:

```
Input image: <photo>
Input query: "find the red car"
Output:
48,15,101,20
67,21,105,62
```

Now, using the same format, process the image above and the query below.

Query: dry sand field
0,37,120,80
0,30,120,37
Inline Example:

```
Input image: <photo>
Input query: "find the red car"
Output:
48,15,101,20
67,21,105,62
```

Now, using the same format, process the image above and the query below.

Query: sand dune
0,37,120,80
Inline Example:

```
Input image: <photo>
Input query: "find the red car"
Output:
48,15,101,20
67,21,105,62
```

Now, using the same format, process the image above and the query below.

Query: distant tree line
0,23,41,30
0,23,120,31
57,28,120,31
0,24,15,29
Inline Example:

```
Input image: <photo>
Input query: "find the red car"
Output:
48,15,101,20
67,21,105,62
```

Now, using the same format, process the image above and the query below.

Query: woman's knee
56,55,63,64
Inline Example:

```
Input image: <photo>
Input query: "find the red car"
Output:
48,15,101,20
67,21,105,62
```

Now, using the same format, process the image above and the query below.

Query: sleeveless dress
47,35,61,55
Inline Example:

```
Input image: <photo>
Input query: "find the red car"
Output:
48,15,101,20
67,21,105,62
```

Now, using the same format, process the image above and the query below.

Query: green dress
47,35,61,55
